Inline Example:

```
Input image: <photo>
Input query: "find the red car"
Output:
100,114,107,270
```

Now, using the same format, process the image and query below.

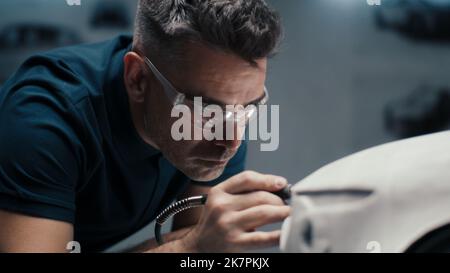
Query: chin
182,164,226,182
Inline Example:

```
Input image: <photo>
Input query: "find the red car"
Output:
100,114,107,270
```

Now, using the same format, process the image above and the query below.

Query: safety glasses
142,56,269,128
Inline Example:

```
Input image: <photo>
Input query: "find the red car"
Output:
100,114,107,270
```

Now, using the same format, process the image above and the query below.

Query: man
0,0,290,252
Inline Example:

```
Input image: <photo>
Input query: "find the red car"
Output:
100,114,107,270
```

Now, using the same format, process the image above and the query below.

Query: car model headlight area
281,131,450,253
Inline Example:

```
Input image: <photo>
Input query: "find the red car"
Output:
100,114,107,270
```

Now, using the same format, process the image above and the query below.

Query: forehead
166,41,267,105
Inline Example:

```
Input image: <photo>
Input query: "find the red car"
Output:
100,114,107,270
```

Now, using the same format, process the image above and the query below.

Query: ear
123,52,148,103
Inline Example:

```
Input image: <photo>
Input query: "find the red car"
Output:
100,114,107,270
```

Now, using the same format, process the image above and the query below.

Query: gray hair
133,0,282,65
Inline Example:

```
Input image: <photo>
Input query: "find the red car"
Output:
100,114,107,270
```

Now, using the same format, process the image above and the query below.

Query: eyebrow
182,88,266,107
183,90,227,106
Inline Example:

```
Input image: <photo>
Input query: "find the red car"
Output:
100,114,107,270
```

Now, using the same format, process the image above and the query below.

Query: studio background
1,0,449,252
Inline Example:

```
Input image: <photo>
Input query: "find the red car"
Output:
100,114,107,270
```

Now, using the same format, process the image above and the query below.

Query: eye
295,188,375,207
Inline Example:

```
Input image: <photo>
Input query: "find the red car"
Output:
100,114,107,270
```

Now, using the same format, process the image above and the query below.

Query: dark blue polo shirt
0,35,247,252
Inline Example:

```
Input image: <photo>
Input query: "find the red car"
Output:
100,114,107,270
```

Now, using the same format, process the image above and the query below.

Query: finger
234,205,291,231
230,191,285,211
237,230,282,250
218,171,287,194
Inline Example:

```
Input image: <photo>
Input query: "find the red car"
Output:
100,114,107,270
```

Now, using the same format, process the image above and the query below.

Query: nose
213,120,245,150
214,137,242,151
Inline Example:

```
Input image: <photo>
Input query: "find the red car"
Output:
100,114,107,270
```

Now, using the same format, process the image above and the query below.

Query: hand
182,171,291,252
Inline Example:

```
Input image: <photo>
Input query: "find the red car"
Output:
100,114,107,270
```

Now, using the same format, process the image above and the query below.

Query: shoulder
0,37,133,185
1,34,132,104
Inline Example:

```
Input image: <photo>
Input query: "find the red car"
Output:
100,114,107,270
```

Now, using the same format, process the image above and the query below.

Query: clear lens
179,97,259,128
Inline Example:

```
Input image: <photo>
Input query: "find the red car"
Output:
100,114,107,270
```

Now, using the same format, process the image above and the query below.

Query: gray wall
249,0,450,182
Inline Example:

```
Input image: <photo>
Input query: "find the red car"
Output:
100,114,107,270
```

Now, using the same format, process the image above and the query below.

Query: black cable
155,194,208,245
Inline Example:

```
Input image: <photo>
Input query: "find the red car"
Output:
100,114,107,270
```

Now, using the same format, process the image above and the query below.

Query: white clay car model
280,131,450,253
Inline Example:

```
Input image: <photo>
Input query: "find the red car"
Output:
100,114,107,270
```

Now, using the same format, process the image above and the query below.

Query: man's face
143,42,267,182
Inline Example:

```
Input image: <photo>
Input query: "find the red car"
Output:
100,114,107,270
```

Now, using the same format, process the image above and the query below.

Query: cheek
168,138,203,156
148,86,173,118
151,104,177,138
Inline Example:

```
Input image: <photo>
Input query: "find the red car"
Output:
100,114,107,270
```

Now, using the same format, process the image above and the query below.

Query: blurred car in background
0,0,136,84
0,23,80,49
384,85,450,139
375,0,450,37
90,1,131,29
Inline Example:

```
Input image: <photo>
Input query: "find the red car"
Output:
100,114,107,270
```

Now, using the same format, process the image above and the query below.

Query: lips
194,149,238,165
196,154,235,163
197,158,230,165
200,158,229,163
